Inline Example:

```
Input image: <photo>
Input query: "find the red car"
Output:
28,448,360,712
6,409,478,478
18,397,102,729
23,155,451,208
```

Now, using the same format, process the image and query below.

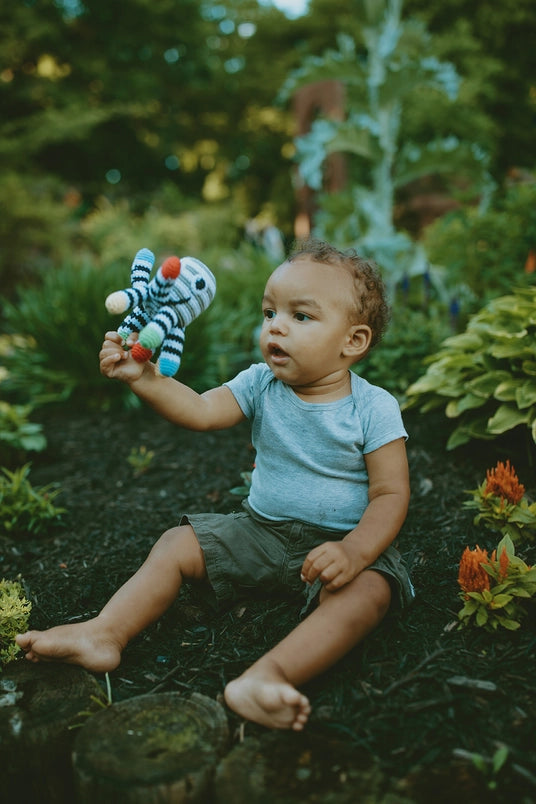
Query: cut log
0,660,106,804
72,691,229,804
214,730,413,803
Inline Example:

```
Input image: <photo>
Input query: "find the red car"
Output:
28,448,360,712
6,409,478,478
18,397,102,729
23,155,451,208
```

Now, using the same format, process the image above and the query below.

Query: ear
342,324,372,359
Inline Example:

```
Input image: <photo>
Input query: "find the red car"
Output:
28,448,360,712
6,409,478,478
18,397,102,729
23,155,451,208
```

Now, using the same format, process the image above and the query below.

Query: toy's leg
157,329,185,376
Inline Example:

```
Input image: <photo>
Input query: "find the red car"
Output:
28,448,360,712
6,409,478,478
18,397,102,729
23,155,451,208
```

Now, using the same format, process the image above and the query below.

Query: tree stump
214,730,414,803
72,691,229,804
0,660,106,804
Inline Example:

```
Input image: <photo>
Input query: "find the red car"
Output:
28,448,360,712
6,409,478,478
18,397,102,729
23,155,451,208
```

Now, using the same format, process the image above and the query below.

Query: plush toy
105,248,216,376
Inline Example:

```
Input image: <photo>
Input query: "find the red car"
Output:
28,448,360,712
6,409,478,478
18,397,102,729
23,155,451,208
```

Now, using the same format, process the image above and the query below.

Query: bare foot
224,662,311,731
15,618,123,673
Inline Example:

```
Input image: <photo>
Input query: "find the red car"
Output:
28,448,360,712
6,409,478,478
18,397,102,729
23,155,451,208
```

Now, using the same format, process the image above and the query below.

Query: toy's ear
161,256,181,279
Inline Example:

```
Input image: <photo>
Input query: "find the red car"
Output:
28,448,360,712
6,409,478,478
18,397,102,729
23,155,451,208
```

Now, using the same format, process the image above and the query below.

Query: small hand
99,331,145,382
300,541,361,592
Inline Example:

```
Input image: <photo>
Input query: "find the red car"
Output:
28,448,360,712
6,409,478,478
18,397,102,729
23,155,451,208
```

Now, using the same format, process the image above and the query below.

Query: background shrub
0,464,65,538
403,286,536,451
0,400,47,468
423,182,536,306
358,305,452,400
0,231,278,410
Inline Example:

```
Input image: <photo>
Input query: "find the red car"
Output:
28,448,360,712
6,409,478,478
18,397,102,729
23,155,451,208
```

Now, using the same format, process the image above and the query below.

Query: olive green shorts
181,501,414,614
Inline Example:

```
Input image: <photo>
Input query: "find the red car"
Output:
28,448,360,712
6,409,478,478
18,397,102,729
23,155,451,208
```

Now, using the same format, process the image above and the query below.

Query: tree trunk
72,691,229,804
0,660,106,804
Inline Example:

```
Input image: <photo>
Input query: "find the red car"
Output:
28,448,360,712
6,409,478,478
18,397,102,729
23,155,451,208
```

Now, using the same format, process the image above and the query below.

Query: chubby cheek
258,330,269,359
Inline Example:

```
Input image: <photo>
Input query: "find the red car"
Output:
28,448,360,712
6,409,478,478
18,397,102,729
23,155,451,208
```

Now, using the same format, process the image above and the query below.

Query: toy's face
168,257,216,326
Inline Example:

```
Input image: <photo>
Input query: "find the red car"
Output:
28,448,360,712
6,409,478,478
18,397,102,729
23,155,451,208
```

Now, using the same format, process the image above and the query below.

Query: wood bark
72,691,229,803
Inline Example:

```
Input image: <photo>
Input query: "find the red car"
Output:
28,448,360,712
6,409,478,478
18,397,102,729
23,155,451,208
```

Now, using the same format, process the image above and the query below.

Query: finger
301,545,327,576
104,330,123,343
302,555,333,585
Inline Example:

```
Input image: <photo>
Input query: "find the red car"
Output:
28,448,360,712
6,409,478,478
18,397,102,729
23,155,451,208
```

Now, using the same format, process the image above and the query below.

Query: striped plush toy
105,248,216,377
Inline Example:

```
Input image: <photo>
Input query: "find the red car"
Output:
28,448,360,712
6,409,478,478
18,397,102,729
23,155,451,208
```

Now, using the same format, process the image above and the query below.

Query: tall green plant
279,0,493,287
403,287,536,450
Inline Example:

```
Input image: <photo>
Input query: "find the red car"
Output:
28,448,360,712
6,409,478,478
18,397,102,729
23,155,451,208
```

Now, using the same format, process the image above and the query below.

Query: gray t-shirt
225,363,407,531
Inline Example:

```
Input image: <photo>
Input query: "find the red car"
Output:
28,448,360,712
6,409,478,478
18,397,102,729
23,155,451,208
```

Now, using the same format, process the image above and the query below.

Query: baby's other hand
300,541,360,592
99,331,145,383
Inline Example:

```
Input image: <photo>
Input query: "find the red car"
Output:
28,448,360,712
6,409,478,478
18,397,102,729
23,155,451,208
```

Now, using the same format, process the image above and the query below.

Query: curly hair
288,238,390,349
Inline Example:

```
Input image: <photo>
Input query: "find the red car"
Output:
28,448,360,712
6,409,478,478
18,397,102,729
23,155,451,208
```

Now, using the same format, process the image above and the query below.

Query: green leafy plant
69,672,113,730
453,745,510,791
0,578,31,667
403,286,536,449
0,464,65,538
0,401,47,465
127,445,155,477
457,535,536,631
229,469,253,497
464,460,536,544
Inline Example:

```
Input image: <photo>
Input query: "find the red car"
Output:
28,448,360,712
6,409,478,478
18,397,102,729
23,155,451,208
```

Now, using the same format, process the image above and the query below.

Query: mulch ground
2,402,535,802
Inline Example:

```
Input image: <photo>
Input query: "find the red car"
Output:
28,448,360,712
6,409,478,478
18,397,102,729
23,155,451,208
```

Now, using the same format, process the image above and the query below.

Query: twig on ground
380,645,447,697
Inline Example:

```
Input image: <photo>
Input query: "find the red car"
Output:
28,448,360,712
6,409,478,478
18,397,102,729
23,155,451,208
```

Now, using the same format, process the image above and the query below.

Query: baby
17,239,413,731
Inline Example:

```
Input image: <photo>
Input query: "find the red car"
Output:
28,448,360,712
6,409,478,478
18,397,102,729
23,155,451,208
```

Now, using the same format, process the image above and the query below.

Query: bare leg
224,569,391,731
16,524,205,673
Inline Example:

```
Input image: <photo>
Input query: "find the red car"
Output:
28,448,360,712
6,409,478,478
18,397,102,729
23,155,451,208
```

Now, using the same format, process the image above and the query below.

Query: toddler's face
259,257,363,388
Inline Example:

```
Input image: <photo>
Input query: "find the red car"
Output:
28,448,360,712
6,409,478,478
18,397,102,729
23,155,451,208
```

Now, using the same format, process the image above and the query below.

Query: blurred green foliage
0,400,47,467
423,183,536,304
0,464,65,539
1,0,535,435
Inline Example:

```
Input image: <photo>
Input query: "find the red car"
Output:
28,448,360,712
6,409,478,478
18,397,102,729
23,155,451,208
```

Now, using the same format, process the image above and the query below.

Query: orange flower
498,546,510,580
458,546,491,595
490,546,510,581
484,460,525,505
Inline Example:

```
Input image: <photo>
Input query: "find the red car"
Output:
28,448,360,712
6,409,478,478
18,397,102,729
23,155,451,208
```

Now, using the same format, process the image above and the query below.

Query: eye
263,309,275,319
295,312,311,322
195,278,206,290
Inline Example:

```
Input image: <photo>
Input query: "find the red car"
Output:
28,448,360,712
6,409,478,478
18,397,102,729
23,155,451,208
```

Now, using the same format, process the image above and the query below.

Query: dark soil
2,403,536,802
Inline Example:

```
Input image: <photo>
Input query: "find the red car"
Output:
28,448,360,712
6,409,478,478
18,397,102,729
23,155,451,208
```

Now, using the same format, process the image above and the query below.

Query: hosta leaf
441,332,484,350
447,425,471,449
466,371,512,398
445,394,486,417
515,382,536,409
522,360,536,376
494,379,524,401
490,342,534,359
487,404,529,434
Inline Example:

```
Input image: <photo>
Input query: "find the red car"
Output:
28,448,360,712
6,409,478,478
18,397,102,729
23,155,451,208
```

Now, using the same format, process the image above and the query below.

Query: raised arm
300,438,410,591
99,331,246,431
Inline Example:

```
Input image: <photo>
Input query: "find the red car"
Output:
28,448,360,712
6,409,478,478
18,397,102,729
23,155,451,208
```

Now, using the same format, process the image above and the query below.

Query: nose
268,313,287,335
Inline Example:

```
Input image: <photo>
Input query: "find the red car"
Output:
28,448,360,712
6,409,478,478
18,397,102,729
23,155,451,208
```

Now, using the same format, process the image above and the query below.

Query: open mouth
268,343,289,359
